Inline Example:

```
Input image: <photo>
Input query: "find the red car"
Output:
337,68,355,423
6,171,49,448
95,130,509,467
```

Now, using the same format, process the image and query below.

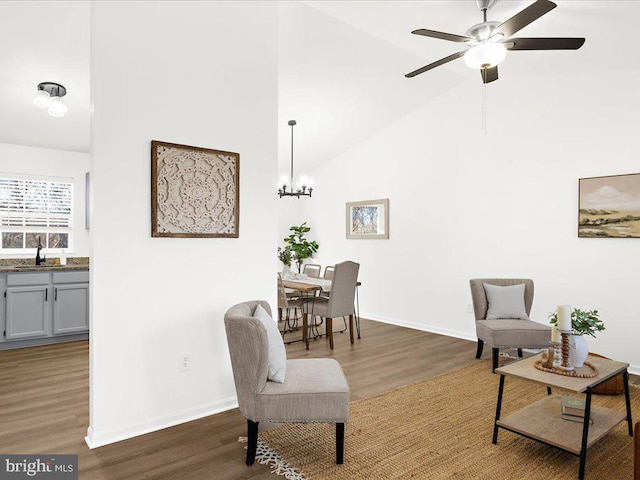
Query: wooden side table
493,353,633,480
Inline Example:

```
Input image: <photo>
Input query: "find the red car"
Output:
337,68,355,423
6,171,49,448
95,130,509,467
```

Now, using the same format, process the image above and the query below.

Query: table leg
492,374,505,444
578,387,592,480
623,370,633,436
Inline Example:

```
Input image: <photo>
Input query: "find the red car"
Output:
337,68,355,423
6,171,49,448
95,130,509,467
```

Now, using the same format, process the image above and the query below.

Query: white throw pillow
254,304,287,383
483,283,529,320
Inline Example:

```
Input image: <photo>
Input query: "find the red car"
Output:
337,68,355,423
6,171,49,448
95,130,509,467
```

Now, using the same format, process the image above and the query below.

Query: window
0,176,73,252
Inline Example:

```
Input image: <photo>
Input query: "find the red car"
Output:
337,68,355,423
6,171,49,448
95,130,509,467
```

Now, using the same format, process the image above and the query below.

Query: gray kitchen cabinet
53,283,89,335
1,269,89,349
5,285,49,340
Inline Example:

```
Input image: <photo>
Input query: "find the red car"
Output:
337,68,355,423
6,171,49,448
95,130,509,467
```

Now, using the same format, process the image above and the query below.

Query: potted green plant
549,308,604,367
283,222,319,274
548,308,605,337
277,246,292,274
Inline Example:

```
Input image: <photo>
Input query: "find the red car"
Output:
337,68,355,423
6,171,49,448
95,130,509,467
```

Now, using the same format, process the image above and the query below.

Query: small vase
569,334,589,368
282,265,291,276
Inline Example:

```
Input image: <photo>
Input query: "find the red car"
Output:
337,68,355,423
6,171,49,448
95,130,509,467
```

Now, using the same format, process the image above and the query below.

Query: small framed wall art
151,140,239,238
578,173,640,238
346,198,389,239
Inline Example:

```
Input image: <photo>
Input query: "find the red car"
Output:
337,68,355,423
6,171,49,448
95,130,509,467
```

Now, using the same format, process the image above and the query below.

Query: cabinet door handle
55,288,57,301
45,289,48,301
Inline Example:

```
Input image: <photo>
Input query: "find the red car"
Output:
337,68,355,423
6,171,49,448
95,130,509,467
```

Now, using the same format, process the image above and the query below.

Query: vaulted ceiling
0,1,636,173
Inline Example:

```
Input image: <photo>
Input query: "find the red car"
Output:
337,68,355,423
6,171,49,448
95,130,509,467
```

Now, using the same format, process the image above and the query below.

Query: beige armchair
470,278,551,372
224,300,350,465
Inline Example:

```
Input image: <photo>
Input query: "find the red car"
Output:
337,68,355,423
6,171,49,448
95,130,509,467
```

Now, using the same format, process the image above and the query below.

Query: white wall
88,1,278,447
0,142,90,257
302,21,640,373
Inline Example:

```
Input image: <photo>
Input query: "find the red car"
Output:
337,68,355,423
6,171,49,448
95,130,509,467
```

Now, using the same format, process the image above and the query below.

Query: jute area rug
254,359,639,480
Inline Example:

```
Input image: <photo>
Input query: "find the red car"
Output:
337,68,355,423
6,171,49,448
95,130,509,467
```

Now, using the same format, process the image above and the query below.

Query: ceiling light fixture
278,120,313,198
34,82,68,118
463,42,507,69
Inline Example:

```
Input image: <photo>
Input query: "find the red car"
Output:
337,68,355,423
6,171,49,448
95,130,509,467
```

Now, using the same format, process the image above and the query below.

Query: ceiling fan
405,0,585,84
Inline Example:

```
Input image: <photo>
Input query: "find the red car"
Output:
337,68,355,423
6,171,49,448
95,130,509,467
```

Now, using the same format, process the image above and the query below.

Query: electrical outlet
467,303,473,314
179,352,191,372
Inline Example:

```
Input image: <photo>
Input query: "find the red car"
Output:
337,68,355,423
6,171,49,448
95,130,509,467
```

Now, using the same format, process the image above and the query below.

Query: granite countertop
0,257,90,273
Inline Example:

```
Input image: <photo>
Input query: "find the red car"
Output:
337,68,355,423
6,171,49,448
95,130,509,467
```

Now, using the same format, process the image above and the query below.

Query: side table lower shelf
496,394,626,455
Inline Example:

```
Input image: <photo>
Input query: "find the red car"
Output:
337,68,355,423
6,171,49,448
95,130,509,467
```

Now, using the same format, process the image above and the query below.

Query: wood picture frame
346,198,389,239
578,173,640,238
151,140,239,238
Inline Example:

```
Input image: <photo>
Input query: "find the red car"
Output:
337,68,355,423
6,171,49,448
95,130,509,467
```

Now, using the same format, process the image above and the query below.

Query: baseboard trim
360,311,476,343
85,396,238,449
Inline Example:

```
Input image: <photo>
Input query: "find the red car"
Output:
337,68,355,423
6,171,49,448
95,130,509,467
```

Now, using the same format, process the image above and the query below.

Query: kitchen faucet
35,237,46,265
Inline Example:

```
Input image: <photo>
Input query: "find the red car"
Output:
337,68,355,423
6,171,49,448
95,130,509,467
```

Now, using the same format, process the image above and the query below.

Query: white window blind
0,176,73,251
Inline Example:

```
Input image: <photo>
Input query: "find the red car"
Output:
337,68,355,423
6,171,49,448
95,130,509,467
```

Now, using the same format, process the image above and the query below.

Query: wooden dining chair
303,264,321,278
304,261,359,349
277,274,304,337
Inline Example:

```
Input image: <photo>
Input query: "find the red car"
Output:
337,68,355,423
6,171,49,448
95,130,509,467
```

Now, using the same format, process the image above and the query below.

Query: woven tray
534,360,598,378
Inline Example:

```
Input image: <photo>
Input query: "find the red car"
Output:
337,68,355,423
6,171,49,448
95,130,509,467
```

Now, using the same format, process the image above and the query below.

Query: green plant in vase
549,308,604,368
277,246,292,267
548,308,605,338
283,222,319,274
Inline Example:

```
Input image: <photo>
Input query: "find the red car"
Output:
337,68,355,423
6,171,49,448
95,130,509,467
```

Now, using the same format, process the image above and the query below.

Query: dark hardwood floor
0,319,506,479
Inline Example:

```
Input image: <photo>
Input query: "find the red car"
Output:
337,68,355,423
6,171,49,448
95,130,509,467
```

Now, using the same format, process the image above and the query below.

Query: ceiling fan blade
494,0,557,39
481,66,499,84
405,51,466,78
506,37,585,50
411,29,472,43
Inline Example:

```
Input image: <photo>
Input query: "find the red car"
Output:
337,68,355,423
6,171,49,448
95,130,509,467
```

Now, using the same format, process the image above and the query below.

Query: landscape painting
346,198,389,239
579,173,640,238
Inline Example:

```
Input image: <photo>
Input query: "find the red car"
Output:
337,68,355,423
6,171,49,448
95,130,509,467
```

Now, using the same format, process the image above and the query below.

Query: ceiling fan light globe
464,42,507,69
33,90,51,108
47,96,68,118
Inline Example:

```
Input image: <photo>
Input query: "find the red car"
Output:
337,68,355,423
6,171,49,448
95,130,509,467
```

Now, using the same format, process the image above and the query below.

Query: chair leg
246,419,259,465
355,285,361,339
327,318,334,349
517,348,523,358
303,313,309,350
336,422,345,464
492,348,499,373
349,315,354,344
475,339,484,359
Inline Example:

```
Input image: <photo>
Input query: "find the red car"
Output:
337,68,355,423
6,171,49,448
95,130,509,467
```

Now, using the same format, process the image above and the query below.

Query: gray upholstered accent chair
470,278,551,372
304,261,359,350
224,300,350,466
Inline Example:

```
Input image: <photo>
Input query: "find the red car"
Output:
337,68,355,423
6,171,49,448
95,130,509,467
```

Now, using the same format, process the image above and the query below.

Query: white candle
557,305,572,331
551,325,561,343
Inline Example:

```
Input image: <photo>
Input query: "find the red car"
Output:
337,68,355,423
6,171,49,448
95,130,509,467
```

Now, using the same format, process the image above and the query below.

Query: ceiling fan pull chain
482,84,487,134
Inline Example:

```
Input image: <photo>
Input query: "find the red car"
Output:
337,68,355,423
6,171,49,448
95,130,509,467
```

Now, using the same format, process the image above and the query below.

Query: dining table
281,275,362,348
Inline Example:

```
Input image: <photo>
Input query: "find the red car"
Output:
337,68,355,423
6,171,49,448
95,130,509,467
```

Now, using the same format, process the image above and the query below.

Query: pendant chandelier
278,120,313,198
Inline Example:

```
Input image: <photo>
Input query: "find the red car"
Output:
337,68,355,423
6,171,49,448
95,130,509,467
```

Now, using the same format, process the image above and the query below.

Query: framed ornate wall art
151,141,239,238
346,198,389,239
578,173,640,238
